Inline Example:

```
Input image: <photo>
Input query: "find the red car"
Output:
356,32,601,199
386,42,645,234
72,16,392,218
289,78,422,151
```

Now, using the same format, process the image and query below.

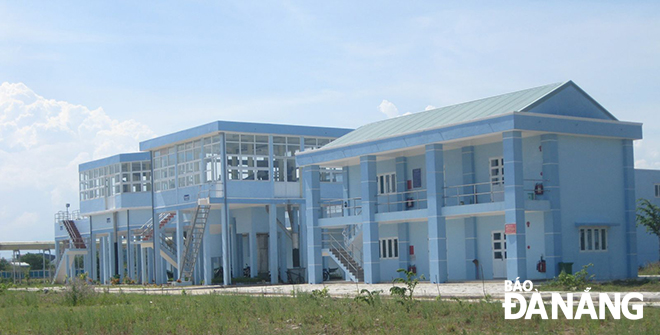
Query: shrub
553,263,595,291
311,287,329,299
390,268,425,302
354,289,381,306
63,278,96,306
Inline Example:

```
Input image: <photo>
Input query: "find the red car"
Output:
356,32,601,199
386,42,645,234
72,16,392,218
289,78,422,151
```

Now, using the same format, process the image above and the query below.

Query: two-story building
54,122,352,285
296,81,642,284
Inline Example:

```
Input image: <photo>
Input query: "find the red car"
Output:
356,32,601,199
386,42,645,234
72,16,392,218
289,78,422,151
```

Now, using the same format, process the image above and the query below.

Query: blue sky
1,1,659,252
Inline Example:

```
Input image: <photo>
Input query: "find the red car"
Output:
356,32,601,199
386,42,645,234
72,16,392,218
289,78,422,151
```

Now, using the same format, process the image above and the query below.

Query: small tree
636,198,660,262
0,258,9,271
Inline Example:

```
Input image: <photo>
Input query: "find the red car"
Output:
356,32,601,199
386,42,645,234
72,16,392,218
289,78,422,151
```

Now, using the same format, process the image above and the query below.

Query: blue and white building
54,122,352,285
54,81,660,285
297,81,644,284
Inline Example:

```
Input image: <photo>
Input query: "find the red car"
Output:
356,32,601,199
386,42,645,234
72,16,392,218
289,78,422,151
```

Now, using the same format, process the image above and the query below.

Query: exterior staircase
328,247,364,282
137,212,178,268
322,232,364,282
139,212,176,240
63,220,86,249
179,202,211,281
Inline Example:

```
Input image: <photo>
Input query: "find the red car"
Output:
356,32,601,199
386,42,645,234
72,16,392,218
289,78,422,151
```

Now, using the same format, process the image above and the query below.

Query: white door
492,231,507,278
489,157,504,202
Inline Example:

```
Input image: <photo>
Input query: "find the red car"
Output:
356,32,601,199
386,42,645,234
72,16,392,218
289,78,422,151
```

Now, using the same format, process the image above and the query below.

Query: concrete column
109,231,116,277
221,205,231,285
464,218,477,279
152,211,162,284
268,204,278,284
361,155,380,284
90,234,97,281
342,166,350,216
503,131,527,281
398,222,410,272
175,210,183,280
462,146,478,279
299,204,307,274
426,144,447,283
623,139,638,277
395,157,407,211
99,237,105,283
126,210,133,281
117,235,125,280
230,218,238,280
541,134,562,277
303,165,322,284
203,218,212,285
249,220,258,278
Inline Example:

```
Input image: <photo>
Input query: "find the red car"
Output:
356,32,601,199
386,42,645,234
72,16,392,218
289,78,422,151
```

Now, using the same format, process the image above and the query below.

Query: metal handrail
376,189,427,213
320,197,362,218
444,181,503,205
54,210,83,224
322,232,361,278
159,232,177,256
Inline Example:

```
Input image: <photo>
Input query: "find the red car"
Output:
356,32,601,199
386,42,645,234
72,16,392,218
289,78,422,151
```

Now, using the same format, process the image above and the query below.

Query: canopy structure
0,241,55,251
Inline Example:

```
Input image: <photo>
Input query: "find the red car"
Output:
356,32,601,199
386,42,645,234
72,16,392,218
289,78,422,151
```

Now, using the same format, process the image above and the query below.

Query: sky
1,1,659,257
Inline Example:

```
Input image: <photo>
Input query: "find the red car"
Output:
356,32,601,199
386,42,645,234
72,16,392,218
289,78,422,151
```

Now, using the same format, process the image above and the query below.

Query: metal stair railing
138,212,175,240
322,232,362,280
159,231,177,260
179,203,211,281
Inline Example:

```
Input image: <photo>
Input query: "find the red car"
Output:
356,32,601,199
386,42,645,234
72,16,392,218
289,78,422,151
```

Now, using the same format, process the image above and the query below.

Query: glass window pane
388,239,392,258
580,229,585,251
594,229,600,250
587,229,592,250
273,136,285,144
226,143,240,155
255,135,268,143
287,137,300,145
241,134,255,142
394,239,398,257
255,143,269,156
226,133,240,141
601,229,607,250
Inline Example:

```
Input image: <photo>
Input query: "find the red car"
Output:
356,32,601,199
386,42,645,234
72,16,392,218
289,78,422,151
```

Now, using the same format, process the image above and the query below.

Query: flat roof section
139,120,353,151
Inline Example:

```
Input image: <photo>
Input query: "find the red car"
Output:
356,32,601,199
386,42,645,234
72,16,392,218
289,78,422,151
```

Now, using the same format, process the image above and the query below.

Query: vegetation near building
637,198,660,262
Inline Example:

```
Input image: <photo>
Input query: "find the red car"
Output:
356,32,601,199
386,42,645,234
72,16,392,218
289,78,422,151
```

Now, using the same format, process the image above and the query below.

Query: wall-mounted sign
184,194,190,201
505,223,517,235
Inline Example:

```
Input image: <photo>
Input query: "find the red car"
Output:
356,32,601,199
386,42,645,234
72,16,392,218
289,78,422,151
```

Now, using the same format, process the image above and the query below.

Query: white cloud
0,82,154,243
425,105,436,111
377,99,399,118
634,139,660,169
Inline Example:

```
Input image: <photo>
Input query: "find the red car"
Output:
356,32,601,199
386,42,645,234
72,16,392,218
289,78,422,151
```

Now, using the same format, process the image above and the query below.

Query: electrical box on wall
409,245,415,255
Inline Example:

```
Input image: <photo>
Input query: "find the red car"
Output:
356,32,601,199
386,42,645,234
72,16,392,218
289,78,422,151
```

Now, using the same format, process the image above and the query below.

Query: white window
655,184,660,198
489,157,504,186
273,136,300,182
379,238,399,259
579,227,608,252
226,133,270,182
320,167,343,183
377,173,396,195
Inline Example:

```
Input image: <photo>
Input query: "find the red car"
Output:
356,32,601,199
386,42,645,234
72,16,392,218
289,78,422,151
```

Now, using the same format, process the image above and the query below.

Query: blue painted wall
558,135,627,280
525,83,614,120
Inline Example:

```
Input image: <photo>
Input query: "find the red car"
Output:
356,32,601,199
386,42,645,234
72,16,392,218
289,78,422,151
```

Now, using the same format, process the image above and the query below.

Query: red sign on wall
505,224,517,235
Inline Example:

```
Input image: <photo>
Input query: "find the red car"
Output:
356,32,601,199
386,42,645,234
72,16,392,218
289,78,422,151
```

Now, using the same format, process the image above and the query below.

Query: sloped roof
324,81,583,149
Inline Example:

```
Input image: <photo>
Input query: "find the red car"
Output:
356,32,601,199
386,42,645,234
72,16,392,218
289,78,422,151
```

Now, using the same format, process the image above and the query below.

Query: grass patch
639,262,660,276
0,289,658,334
541,278,660,292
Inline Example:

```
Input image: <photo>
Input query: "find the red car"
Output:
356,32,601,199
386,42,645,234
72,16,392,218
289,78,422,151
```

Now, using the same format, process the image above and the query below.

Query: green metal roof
324,81,568,149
